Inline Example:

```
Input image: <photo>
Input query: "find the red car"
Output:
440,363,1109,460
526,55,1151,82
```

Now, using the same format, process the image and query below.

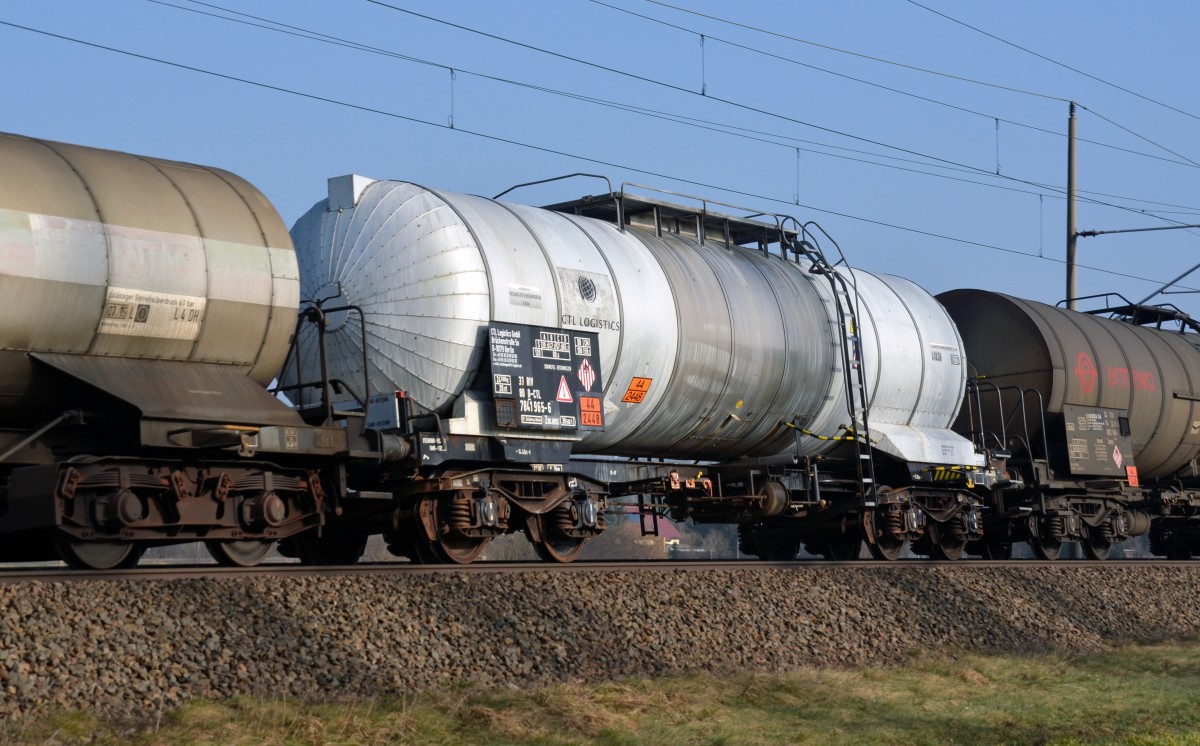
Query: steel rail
0,558,1187,584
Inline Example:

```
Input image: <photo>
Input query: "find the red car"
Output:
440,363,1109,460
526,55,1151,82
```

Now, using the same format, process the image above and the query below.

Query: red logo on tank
1075,352,1097,394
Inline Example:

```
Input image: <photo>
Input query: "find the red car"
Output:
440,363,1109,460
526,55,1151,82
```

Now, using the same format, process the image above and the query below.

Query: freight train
1,132,1198,569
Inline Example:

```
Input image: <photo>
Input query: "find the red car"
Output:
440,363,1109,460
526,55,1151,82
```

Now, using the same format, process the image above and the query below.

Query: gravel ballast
2,565,1199,719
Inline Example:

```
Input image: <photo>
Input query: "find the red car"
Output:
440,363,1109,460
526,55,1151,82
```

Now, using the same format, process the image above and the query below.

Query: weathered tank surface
0,132,298,418
938,289,1200,479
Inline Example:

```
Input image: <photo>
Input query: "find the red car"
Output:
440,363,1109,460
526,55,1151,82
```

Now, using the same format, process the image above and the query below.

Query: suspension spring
1045,514,1066,541
553,504,575,532
1100,515,1118,541
882,508,903,537
952,514,970,541
448,493,473,530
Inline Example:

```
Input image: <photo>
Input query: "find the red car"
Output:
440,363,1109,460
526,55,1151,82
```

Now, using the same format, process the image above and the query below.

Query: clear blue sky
5,1,1199,310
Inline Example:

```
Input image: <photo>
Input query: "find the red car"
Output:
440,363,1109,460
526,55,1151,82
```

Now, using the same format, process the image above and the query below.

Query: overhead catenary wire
900,1,1200,166
902,0,1200,124
145,0,1200,218
640,0,1068,101
589,0,1073,143
182,0,1200,173
639,0,1200,168
144,1,1199,235
361,0,1073,176
359,0,1200,233
1077,104,1200,168
1,17,1193,293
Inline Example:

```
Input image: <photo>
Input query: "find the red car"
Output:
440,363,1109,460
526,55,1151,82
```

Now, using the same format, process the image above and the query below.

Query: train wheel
392,533,444,564
1027,513,1069,560
53,536,144,570
411,538,445,564
754,538,800,561
1080,529,1112,560
526,513,588,563
864,504,906,561
1028,519,1063,560
929,516,967,561
867,534,906,561
433,533,491,564
1029,536,1062,560
737,525,799,560
1149,526,1191,560
420,495,491,564
383,517,443,564
206,540,276,567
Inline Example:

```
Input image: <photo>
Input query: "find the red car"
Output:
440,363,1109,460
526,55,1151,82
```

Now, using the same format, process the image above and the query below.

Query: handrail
494,173,622,233
272,300,373,425
493,173,615,201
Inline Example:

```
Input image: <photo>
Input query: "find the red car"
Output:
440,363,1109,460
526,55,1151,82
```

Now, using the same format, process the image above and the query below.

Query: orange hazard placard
579,396,603,427
621,377,653,403
1126,466,1139,487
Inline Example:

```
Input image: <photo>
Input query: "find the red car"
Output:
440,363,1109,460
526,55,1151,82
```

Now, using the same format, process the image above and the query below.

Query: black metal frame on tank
961,382,1048,471
540,178,802,255
274,294,373,426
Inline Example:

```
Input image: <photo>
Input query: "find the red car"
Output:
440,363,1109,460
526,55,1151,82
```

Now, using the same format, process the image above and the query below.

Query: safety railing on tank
507,172,814,259
963,381,1050,469
273,297,372,426
618,182,794,255
1058,292,1200,334
495,173,622,227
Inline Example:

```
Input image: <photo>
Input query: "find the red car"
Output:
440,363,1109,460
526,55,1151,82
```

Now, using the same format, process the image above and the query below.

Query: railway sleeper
0,460,323,569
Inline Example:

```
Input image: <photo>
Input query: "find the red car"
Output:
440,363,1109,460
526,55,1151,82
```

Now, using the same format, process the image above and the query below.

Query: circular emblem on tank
578,276,597,303
1075,351,1097,394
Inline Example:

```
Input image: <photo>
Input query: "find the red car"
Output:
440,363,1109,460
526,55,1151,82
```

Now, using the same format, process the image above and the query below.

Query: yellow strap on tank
782,421,858,442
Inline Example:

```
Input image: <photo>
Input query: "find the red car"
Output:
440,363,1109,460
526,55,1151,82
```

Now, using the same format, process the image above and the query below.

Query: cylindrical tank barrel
938,289,1200,478
0,133,298,416
291,179,967,461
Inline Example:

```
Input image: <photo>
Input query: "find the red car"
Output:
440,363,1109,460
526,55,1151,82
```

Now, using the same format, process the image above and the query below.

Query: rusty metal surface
941,289,1200,478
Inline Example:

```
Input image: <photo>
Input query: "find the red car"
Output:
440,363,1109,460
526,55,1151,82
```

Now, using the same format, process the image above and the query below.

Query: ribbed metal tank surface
939,289,1200,478
291,178,969,461
0,132,298,416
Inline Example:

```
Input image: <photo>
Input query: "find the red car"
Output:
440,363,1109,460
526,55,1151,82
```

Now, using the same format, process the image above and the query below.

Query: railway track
0,557,1187,583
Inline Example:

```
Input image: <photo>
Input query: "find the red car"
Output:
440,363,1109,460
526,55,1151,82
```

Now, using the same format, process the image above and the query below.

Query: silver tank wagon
289,177,974,466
